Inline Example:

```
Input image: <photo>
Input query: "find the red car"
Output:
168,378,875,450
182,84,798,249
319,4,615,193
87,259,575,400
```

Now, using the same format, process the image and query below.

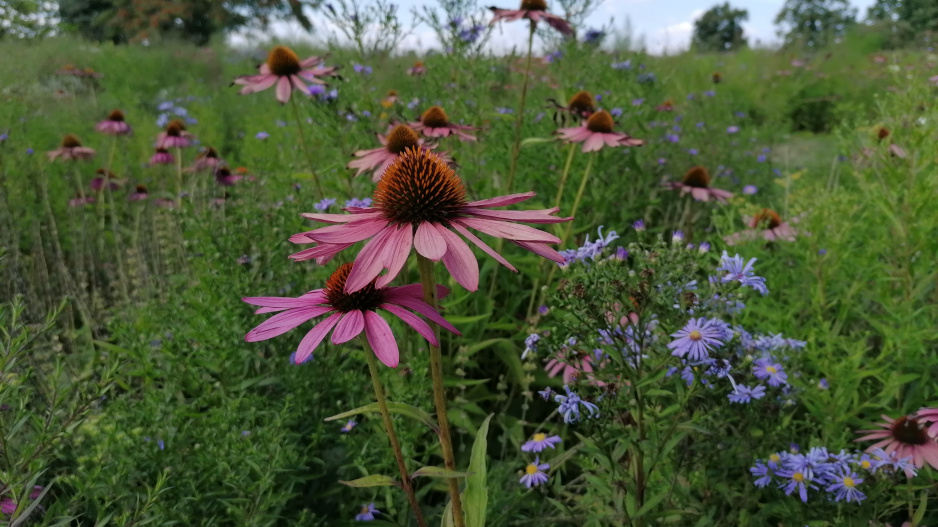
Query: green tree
774,0,857,47
58,0,316,45
867,0,938,35
692,3,749,52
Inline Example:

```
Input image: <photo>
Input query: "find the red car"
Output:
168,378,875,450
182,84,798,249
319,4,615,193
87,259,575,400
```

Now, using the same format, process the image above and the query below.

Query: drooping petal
380,303,438,346
345,225,398,292
451,222,517,272
438,227,480,292
465,192,535,209
414,221,448,260
364,310,399,368
462,207,569,224
303,218,387,244
246,306,335,342
511,240,567,263
289,243,352,262
332,309,366,344
242,291,326,309
457,217,562,243
300,210,382,223
382,294,461,335
275,76,292,104
295,312,343,363
583,133,605,152
387,283,451,301
374,224,415,289
289,74,309,95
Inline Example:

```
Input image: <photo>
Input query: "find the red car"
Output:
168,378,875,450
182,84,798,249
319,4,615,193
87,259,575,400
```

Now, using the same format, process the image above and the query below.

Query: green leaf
411,466,471,479
634,489,669,518
440,500,454,527
912,490,928,526
324,402,438,432
338,474,398,488
463,413,493,527
521,137,555,147
465,338,512,356
444,313,491,324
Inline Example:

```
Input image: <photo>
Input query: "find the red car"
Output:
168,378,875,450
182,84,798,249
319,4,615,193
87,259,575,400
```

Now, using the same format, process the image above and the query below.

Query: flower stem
290,97,325,197
415,254,465,527
174,146,183,207
105,138,130,304
361,337,427,527
505,21,536,194
553,143,578,208
560,153,594,245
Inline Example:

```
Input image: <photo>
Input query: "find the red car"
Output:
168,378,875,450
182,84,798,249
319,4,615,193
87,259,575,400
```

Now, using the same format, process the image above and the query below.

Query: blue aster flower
355,503,380,521
522,333,540,359
826,470,865,503
714,251,768,295
314,198,337,211
775,467,814,502
728,384,766,403
521,433,562,452
554,385,599,423
667,317,727,361
753,358,788,386
750,462,773,487
520,457,549,487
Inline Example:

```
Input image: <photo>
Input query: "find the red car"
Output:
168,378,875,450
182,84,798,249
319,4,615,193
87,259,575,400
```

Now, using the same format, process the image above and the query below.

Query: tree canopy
692,3,749,52
775,0,857,47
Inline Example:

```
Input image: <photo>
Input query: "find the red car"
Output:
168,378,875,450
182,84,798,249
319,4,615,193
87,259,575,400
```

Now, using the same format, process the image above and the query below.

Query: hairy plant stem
505,20,536,194
553,143,578,208
290,97,325,197
174,147,183,207
415,255,465,527
361,337,427,527
560,153,594,245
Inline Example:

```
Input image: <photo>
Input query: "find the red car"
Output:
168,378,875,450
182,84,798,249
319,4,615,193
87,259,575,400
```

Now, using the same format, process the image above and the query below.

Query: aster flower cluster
518,430,561,488
558,226,623,267
155,97,199,128
751,446,919,504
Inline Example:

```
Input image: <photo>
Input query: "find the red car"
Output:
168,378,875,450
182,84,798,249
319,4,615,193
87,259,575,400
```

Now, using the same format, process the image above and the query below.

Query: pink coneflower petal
381,293,459,334
380,303,439,346
364,310,399,367
332,309,365,344
305,218,387,244
246,306,335,341
467,192,535,208
295,312,342,363
451,223,517,272
239,75,278,94
275,77,292,103
437,226,480,291
244,293,328,310
415,221,449,260
456,217,561,243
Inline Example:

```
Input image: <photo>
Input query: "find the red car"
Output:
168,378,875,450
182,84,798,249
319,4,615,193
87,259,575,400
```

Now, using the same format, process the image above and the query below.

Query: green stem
104,138,130,304
560,153,595,245
290,97,325,197
415,255,465,527
505,21,536,194
361,338,427,527
174,147,183,207
553,143,578,208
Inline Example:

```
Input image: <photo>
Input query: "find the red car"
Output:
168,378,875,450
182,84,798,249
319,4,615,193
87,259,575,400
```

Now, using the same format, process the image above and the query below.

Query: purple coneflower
149,148,174,166
348,124,453,182
215,167,243,187
666,166,733,203
187,147,222,172
128,184,149,202
96,109,132,136
546,90,596,124
555,110,644,152
406,61,426,76
90,169,121,192
489,0,573,36
233,45,340,104
856,414,938,476
47,134,95,161
409,106,477,141
243,263,460,367
155,119,193,149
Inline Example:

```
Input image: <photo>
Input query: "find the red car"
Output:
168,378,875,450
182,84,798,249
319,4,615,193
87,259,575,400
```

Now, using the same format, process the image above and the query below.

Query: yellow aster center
267,45,302,77
525,464,539,475
533,433,547,442
688,330,702,341
793,472,804,482
843,476,855,487
861,460,871,469
769,454,781,463
766,366,777,374
586,110,614,134
360,506,369,513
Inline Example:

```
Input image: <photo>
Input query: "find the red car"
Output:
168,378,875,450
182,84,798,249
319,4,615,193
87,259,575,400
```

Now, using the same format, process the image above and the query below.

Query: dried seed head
386,125,421,154
586,110,614,134
374,147,467,226
681,166,711,188
266,45,302,77
325,263,386,312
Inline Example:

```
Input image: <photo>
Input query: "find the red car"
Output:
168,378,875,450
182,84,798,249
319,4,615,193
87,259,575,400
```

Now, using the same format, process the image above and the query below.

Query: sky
232,0,879,55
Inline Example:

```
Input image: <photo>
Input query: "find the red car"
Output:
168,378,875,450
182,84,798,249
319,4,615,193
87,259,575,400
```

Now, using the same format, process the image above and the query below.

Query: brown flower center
155,148,170,155
95,168,117,178
374,147,467,226
386,125,421,154
387,90,398,97
712,72,722,84
877,127,890,140
586,110,614,134
135,184,148,193
216,167,232,178
199,146,220,159
753,209,783,229
520,0,547,10
890,415,929,446
61,134,82,148
107,109,125,122
266,45,302,77
325,263,386,312
567,91,595,116
421,106,450,128
165,119,186,137
682,166,711,188
414,61,424,68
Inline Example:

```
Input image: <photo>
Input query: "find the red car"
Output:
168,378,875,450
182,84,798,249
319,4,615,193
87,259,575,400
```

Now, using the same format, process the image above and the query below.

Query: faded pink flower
214,167,243,187
290,147,571,293
489,0,573,36
406,61,426,76
348,124,453,182
155,119,193,149
47,134,95,161
666,166,733,203
233,45,340,104
186,147,222,172
95,109,132,135
555,110,644,152
545,348,605,386
856,414,938,476
243,263,459,367
724,209,798,246
409,106,477,141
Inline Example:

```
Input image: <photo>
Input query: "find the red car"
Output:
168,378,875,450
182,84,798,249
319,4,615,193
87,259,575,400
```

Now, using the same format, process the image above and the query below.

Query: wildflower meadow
1,0,938,525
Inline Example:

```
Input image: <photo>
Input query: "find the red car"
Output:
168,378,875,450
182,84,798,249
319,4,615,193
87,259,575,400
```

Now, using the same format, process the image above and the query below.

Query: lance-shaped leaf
411,466,471,479
325,402,438,433
339,474,399,488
